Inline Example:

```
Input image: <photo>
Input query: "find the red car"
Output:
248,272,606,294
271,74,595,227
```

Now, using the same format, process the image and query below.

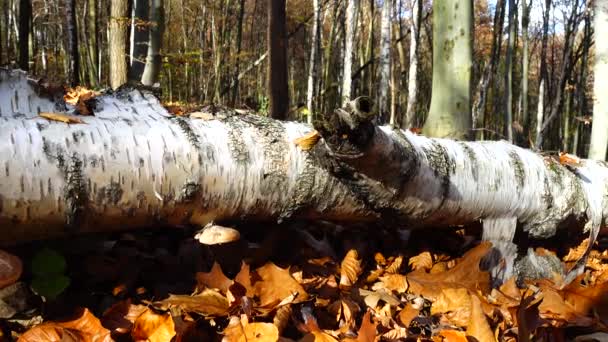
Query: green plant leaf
31,248,66,276
31,274,70,299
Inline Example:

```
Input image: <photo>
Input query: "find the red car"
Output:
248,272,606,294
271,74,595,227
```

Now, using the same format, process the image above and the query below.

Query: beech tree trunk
1,68,607,262
140,0,164,87
110,0,129,89
66,0,79,86
267,0,289,119
342,0,359,106
589,0,608,161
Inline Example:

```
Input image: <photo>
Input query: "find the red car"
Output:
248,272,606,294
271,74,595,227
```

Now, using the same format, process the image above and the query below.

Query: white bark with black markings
1,69,607,266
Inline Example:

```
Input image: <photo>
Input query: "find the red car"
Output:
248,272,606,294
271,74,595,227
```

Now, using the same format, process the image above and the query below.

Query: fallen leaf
559,152,582,167
397,304,420,327
102,300,148,335
431,288,472,327
437,330,468,342
19,308,111,342
254,262,308,308
376,274,408,294
408,252,433,271
384,255,403,274
234,262,255,297
131,308,176,342
340,250,362,289
354,311,377,342
196,262,233,294
466,295,496,342
223,315,279,342
157,289,230,316
64,86,98,115
39,112,85,124
293,130,321,151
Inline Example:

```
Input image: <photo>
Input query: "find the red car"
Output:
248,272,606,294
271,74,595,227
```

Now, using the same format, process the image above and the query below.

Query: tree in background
66,0,79,85
129,0,149,81
110,0,128,89
268,0,289,120
141,0,164,86
423,0,473,139
18,0,30,71
378,0,391,122
306,0,321,123
404,0,421,129
589,0,608,160
342,0,359,106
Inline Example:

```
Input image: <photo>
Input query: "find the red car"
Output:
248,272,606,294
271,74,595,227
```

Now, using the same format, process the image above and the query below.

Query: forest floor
1,220,608,342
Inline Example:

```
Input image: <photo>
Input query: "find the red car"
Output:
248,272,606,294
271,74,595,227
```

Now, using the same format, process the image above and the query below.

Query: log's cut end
0,250,22,289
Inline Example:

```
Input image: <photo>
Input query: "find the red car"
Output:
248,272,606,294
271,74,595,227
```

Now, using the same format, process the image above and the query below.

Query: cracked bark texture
1,70,607,253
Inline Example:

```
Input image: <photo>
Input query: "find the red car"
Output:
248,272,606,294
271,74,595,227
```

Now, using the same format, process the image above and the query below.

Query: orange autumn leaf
223,315,279,342
466,295,496,342
293,130,321,151
253,262,308,308
64,86,98,115
437,330,468,342
559,152,582,167
156,289,230,316
102,300,148,335
196,262,233,293
340,249,362,289
39,112,85,124
19,308,112,342
431,288,472,327
131,308,176,342
408,251,433,271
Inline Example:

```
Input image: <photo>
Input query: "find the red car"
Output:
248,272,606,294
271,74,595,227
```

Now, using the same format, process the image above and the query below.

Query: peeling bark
1,68,607,273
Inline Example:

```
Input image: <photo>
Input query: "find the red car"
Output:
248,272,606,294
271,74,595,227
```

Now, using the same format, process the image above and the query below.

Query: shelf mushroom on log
0,69,607,284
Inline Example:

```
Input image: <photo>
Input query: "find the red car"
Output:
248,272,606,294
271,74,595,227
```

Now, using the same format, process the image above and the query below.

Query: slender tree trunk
521,0,531,144
85,0,99,87
230,0,246,106
504,0,516,142
575,12,591,156
110,0,129,89
404,0,420,129
141,0,163,86
535,0,551,147
66,0,80,86
378,0,391,122
423,0,473,139
306,0,321,124
268,0,289,120
129,0,149,81
18,0,30,70
589,0,608,160
342,0,359,106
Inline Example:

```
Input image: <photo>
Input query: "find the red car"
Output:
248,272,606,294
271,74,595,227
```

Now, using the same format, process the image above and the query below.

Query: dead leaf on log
293,130,321,151
63,86,98,115
0,249,22,289
39,112,85,124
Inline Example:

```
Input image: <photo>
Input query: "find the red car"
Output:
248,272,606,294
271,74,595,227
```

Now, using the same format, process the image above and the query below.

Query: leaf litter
1,222,608,341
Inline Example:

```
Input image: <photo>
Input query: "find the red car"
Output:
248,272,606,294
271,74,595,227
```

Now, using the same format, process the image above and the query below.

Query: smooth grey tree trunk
504,0,516,143
378,0,392,122
589,0,608,160
404,0,420,129
306,0,321,124
521,0,531,144
129,0,149,81
110,0,129,89
141,0,164,86
342,0,359,106
423,0,473,139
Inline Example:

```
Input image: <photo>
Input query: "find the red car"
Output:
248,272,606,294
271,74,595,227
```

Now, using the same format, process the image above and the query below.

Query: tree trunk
589,0,608,161
306,0,321,124
404,0,420,129
18,0,30,71
85,0,99,87
66,0,80,86
129,0,149,82
378,0,391,122
267,0,289,120
535,0,551,147
342,0,359,106
140,0,163,86
504,0,516,143
521,0,531,144
423,0,472,139
110,0,129,89
1,71,607,285
230,0,246,106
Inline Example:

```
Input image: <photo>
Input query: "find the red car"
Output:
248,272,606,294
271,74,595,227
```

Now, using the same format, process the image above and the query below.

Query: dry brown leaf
131,308,176,342
234,262,255,297
466,295,496,342
254,262,308,308
408,252,433,271
223,315,279,342
377,274,408,294
559,152,582,167
407,242,492,300
384,255,403,274
299,331,339,342
397,304,420,327
381,327,407,340
538,287,594,327
19,308,111,342
437,330,468,342
293,130,321,151
564,239,590,263
0,249,22,289
196,262,233,294
102,300,148,335
340,250,362,289
39,112,85,124
354,311,377,342
273,304,292,334
64,86,98,115
157,289,230,316
431,288,472,327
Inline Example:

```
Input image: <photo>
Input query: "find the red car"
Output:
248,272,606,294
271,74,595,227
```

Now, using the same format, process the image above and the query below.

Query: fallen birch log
1,69,607,281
